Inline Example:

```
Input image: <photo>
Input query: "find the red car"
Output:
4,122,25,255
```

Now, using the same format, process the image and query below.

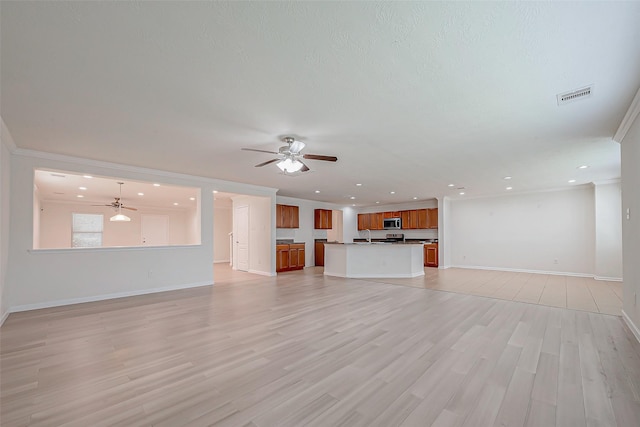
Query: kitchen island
324,243,424,278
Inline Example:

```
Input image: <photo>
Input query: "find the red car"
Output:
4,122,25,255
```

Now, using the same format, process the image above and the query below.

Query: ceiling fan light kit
242,136,337,174
110,182,131,222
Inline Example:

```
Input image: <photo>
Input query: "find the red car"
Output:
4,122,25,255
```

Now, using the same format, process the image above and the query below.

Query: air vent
557,85,593,106
50,173,66,178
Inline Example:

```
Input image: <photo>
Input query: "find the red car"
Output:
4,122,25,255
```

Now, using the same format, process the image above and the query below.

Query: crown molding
12,147,278,197
1,117,18,153
613,86,640,143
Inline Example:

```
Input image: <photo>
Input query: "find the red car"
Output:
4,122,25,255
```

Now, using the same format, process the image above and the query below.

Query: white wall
342,206,358,243
450,187,596,275
275,196,346,267
213,200,232,263
440,197,452,268
594,182,623,280
233,195,274,275
5,149,276,312
38,200,196,248
621,106,640,337
33,185,41,251
326,210,343,243
0,121,13,324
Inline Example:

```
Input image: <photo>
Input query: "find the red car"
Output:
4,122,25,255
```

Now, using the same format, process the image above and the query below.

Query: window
72,213,103,248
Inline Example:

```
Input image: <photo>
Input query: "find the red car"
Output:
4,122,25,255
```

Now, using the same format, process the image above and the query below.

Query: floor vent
557,85,593,106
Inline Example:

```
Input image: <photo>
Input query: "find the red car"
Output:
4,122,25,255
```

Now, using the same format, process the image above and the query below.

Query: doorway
141,214,169,246
235,205,249,271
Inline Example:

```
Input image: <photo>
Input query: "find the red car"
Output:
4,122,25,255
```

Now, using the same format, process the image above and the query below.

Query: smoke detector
557,85,593,106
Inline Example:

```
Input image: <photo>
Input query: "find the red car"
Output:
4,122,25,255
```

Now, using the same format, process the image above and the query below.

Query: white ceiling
2,2,639,206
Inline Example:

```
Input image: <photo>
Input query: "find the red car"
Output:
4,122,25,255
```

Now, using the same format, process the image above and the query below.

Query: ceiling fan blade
242,148,279,155
92,204,113,207
303,154,338,162
289,140,305,154
121,206,138,211
255,158,280,167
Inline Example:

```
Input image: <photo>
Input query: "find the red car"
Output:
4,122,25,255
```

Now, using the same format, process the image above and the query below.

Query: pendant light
110,182,131,222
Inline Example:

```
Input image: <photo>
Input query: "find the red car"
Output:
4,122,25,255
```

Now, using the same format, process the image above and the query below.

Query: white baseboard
0,309,9,327
594,276,623,282
248,269,276,277
213,259,230,264
622,310,640,344
324,271,425,279
9,281,213,314
450,265,594,278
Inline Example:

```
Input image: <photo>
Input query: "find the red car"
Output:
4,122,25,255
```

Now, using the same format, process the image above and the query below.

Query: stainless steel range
384,233,405,243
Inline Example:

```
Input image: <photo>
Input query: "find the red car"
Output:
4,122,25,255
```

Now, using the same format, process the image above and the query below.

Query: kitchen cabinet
314,241,325,266
383,211,400,219
277,243,305,272
401,210,418,229
370,212,384,230
276,244,290,272
276,204,299,228
424,243,438,267
417,209,428,229
427,208,438,229
357,213,370,230
314,209,332,229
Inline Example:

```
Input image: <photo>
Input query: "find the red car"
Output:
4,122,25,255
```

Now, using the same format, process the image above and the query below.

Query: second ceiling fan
241,136,337,173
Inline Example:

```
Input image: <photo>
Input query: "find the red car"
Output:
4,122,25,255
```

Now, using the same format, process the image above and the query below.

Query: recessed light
568,179,576,183
315,190,320,193
448,184,455,187
83,175,92,179
356,183,362,187
213,190,218,194
78,186,87,190
503,176,512,180
459,192,465,195
375,201,380,204
349,196,355,200
189,197,195,201
352,204,356,206
138,192,144,196
413,197,418,200
76,195,84,198
506,187,513,190
578,165,589,169
173,202,179,206
390,191,396,194
153,183,161,187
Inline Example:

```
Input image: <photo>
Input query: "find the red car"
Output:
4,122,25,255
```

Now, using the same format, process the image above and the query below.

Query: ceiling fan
241,136,337,173
93,182,138,211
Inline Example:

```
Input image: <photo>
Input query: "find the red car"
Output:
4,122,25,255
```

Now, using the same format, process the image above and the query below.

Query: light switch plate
627,208,631,220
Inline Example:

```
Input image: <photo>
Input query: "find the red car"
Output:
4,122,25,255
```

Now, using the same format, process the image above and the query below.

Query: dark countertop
276,240,305,245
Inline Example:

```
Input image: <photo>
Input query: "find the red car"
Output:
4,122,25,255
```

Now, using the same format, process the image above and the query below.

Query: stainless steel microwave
383,217,402,229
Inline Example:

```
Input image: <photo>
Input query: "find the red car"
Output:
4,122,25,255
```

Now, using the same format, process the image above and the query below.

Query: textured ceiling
2,2,639,206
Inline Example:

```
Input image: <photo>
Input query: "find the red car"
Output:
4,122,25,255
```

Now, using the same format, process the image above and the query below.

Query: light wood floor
365,267,623,315
1,265,639,426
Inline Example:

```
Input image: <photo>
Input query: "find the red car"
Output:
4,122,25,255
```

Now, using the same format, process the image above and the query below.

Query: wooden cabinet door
417,209,428,229
400,211,410,229
276,204,284,228
289,247,299,269
314,242,325,266
357,213,370,230
276,245,289,272
314,209,332,229
290,206,299,228
424,244,438,267
427,208,438,229
297,248,305,268
370,212,383,230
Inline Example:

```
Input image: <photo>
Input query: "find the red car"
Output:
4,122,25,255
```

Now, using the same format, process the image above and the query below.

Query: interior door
235,205,249,271
141,214,169,246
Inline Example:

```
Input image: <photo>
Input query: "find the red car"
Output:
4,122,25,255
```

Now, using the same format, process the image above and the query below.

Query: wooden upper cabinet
314,209,332,229
370,212,384,230
276,204,299,228
417,209,428,229
427,208,438,229
401,210,418,229
383,211,400,219
357,213,370,230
